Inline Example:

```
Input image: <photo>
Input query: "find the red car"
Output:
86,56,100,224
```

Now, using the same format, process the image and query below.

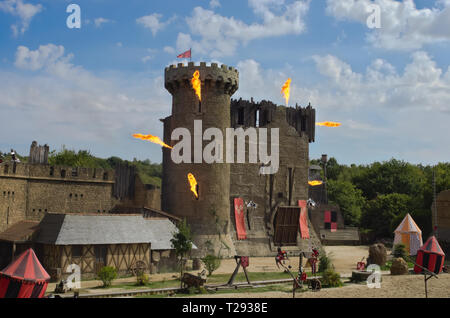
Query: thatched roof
34,213,180,249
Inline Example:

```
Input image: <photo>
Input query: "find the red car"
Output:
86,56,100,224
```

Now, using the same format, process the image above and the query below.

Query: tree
327,179,365,226
325,157,342,181
201,254,221,276
170,219,193,288
361,193,412,238
352,159,426,201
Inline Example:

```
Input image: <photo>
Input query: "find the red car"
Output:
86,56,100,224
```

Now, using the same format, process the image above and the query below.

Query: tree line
313,158,450,240
1,147,163,187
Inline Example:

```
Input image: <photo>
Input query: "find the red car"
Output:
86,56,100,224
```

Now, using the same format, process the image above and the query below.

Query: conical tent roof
0,248,50,283
394,214,422,234
419,236,445,256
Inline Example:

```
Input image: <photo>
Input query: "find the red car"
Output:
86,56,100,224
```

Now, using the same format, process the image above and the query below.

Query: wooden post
242,266,251,285
227,258,242,285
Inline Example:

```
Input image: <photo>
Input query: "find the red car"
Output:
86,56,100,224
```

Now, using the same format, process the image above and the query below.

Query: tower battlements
165,62,239,96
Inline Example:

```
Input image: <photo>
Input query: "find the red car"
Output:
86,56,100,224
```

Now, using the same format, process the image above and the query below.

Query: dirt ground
211,245,371,276
188,274,450,298
47,245,371,292
46,245,450,298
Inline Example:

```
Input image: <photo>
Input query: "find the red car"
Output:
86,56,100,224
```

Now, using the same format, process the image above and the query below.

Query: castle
0,62,330,276
162,62,321,257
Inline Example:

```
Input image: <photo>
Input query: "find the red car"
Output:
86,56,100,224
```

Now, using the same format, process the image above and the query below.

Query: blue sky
0,0,449,165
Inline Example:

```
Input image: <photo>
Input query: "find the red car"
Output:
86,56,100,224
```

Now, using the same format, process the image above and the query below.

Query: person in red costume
275,247,288,269
308,248,319,275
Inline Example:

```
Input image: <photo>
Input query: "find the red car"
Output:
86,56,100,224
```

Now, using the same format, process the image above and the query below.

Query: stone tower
162,62,239,257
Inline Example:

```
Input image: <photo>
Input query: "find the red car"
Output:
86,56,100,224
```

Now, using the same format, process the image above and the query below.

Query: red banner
324,210,331,223
298,200,310,239
234,198,247,240
177,49,191,59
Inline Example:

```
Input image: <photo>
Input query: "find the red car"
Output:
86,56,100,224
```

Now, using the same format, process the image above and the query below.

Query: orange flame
133,134,173,149
316,122,342,127
281,78,291,106
308,180,323,186
187,173,198,199
191,70,201,101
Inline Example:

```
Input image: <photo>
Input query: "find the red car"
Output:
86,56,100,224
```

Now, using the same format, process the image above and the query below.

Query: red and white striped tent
393,214,423,256
0,248,50,298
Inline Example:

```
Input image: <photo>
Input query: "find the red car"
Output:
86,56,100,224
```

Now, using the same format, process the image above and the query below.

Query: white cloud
136,13,175,36
163,46,175,54
234,54,450,163
2,44,170,161
141,56,152,63
310,52,450,113
0,0,43,36
178,0,310,57
326,0,450,50
14,44,69,71
94,17,113,28
210,0,221,9
116,42,123,47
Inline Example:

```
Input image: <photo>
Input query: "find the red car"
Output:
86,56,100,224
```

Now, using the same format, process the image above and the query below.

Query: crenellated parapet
0,162,115,183
165,62,239,96
230,98,316,142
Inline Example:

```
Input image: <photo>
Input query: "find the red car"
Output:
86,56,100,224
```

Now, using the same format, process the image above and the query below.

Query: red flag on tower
177,49,191,59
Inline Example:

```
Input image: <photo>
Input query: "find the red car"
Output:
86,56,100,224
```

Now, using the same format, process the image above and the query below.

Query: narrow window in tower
103,172,108,180
71,168,78,177
61,169,66,178
196,184,199,200
198,101,202,113
255,109,260,127
50,166,54,176
288,167,293,206
12,162,16,174
238,107,244,126
301,116,307,132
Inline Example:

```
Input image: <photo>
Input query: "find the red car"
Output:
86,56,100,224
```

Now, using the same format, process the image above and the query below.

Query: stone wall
432,190,450,246
162,62,320,258
162,62,239,258
229,106,320,256
117,175,161,210
150,249,178,274
0,162,118,230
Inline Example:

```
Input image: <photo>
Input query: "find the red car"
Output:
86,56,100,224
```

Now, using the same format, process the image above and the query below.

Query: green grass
203,271,303,284
78,271,314,294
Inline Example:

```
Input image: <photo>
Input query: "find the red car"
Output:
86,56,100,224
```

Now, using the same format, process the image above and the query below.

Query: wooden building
9,213,181,280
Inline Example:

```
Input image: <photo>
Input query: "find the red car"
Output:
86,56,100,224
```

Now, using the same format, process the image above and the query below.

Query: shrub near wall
97,266,117,288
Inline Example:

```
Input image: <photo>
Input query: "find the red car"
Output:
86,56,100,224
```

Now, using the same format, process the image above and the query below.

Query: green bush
136,273,149,286
393,243,407,259
201,254,221,276
318,253,332,273
321,269,343,288
97,266,117,288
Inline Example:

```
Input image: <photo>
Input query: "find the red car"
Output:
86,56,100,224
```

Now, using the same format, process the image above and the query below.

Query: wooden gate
273,207,301,246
